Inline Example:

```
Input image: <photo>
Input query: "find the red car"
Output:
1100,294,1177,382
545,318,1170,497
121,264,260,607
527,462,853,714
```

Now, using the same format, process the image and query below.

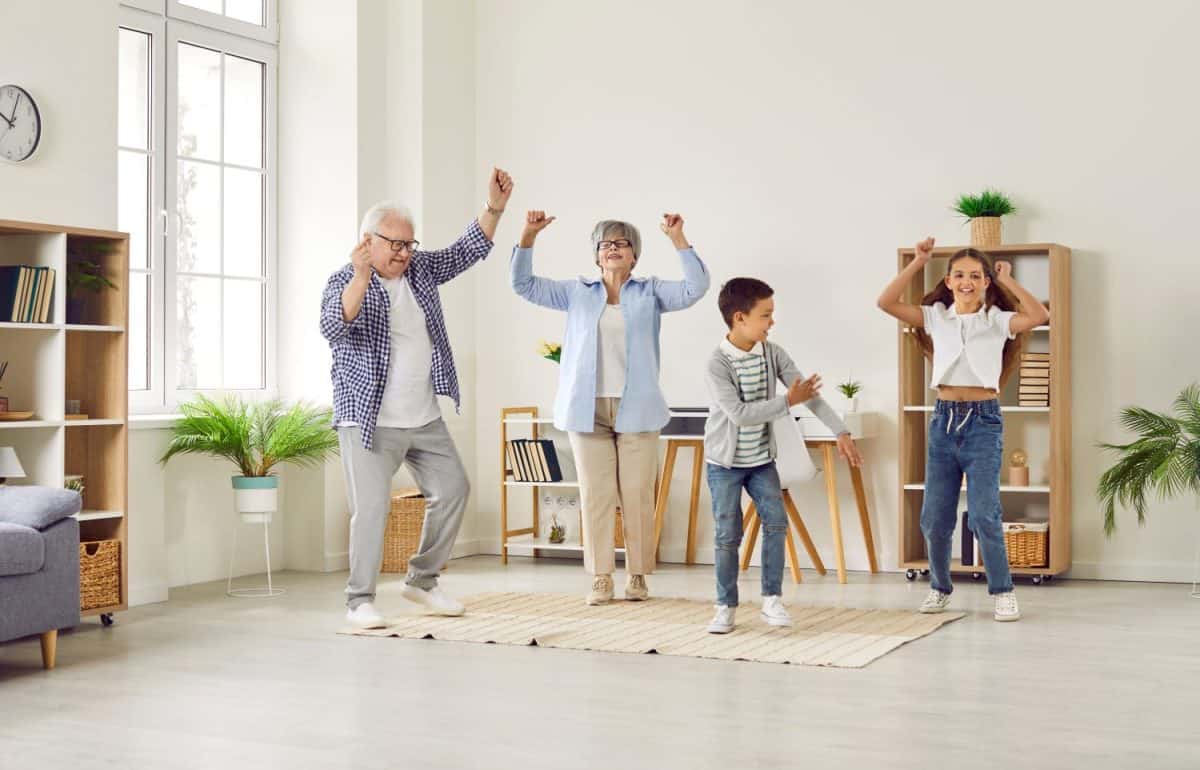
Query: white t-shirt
375,276,441,428
921,302,1016,391
595,304,627,398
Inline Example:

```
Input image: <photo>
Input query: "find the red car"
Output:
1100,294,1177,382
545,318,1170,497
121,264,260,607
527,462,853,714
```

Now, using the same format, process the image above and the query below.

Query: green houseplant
160,395,339,521
66,247,118,325
952,189,1016,248
836,379,862,413
1096,384,1200,536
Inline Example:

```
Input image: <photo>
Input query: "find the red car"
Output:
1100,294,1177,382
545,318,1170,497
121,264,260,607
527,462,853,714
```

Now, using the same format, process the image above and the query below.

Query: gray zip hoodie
704,340,848,468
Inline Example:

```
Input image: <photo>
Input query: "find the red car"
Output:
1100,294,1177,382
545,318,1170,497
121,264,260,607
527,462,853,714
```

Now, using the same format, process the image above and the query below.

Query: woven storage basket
1003,521,1048,567
969,217,1002,248
382,488,425,573
80,540,121,610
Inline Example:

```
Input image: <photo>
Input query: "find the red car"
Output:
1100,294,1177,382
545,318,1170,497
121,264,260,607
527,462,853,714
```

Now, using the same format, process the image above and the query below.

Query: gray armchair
0,486,82,669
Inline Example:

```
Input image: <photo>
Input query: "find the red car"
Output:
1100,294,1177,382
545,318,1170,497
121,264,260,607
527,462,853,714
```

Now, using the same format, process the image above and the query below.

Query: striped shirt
721,338,772,467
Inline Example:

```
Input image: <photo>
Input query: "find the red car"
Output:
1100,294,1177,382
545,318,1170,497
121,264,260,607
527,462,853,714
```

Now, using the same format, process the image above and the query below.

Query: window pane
225,0,264,26
176,160,220,274
176,275,221,389
224,54,263,168
118,29,150,150
223,280,263,388
224,168,263,277
177,42,221,161
128,272,150,391
118,150,150,271
179,0,222,14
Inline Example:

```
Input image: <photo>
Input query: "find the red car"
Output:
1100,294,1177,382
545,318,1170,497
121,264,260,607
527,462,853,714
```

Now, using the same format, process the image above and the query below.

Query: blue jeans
706,461,787,607
921,399,1013,595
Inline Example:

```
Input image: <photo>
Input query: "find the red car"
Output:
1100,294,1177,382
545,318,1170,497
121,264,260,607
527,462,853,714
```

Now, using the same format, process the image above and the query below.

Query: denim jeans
921,399,1013,595
706,460,787,607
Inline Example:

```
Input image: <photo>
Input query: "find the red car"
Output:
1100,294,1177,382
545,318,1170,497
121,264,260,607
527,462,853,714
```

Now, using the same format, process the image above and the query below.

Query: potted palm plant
1097,384,1200,533
952,189,1016,248
160,395,339,522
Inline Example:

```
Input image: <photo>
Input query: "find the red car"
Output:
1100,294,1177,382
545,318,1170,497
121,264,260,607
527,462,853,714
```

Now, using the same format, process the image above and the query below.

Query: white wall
472,0,1200,581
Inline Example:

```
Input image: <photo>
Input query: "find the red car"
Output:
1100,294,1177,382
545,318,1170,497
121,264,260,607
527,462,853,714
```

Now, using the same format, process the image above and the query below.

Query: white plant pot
843,396,858,413
232,476,278,523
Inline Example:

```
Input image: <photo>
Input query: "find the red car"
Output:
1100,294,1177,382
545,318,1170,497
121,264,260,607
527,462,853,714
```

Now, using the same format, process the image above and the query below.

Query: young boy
703,278,863,633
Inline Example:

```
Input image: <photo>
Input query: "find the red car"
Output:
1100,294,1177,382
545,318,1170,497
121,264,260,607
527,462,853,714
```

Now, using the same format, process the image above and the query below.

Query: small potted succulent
837,379,862,413
952,189,1016,248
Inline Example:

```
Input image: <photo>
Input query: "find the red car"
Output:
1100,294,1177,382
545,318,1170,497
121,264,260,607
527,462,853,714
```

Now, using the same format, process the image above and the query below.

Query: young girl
877,237,1049,621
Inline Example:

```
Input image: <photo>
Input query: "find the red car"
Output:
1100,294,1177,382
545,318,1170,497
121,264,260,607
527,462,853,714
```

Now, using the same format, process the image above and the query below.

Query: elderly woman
511,211,710,605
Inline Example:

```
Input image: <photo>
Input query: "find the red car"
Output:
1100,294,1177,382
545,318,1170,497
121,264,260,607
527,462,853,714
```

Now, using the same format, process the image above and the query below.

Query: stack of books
0,265,56,323
506,439,564,483
1018,352,1050,407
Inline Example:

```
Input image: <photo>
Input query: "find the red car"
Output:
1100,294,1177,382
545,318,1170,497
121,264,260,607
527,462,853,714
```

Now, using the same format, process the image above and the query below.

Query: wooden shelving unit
896,243,1071,584
0,219,129,622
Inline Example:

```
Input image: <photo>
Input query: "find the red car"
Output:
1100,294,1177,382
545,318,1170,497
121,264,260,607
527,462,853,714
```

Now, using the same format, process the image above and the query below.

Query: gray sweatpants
338,419,470,608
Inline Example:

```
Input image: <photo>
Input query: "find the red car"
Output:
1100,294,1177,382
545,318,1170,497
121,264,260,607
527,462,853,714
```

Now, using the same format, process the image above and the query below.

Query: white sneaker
919,589,951,614
624,574,649,601
993,591,1021,622
707,605,736,634
346,601,387,629
400,584,465,616
760,595,793,627
586,574,614,605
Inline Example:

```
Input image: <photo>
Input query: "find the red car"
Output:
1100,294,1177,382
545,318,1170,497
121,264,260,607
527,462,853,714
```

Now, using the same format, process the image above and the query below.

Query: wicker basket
969,217,1002,248
381,488,425,573
614,508,625,549
1003,521,1048,567
80,540,121,611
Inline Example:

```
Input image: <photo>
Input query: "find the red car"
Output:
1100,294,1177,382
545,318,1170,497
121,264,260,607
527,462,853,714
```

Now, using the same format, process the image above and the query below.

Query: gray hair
590,220,642,263
359,201,414,237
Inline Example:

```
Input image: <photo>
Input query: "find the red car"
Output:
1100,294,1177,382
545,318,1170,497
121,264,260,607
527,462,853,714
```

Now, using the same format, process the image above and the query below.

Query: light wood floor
2,556,1197,769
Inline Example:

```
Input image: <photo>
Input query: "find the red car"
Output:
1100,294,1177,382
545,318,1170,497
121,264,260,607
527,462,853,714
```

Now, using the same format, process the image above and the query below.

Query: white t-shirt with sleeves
921,302,1016,392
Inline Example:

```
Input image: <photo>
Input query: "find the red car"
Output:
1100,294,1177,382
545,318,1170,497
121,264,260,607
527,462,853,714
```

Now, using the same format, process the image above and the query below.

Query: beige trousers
568,397,660,576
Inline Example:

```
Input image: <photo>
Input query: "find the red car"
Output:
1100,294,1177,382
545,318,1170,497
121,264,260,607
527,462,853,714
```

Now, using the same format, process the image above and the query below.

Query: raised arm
994,261,1051,334
651,213,711,311
877,236,934,327
509,210,572,310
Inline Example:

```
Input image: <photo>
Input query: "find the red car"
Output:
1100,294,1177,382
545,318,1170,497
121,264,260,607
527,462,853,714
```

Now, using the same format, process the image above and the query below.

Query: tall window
118,1,276,411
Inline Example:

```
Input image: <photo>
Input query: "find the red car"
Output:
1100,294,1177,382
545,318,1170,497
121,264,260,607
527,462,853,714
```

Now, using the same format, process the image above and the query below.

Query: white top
375,276,441,428
718,338,771,467
922,302,1016,392
595,304,627,398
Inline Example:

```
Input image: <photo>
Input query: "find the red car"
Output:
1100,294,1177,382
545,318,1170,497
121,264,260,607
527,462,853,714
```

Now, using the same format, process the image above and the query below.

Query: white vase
843,396,858,414
233,475,278,523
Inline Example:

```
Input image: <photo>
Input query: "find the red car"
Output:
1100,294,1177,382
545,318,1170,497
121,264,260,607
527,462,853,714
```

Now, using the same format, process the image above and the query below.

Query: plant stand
226,511,284,598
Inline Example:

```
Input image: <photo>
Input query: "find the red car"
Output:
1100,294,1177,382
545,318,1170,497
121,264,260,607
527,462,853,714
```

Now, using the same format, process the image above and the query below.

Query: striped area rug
341,592,965,668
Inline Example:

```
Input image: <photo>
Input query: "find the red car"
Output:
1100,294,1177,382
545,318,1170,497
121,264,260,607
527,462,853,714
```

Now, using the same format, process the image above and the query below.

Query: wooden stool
653,438,704,564
739,490,827,582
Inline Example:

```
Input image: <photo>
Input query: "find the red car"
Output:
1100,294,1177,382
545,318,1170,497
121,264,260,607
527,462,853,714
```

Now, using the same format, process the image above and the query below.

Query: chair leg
40,629,57,670
784,525,803,583
740,506,761,572
783,490,827,575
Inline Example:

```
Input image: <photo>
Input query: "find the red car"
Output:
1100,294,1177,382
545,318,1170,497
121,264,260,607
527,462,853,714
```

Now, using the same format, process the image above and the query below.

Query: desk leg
849,463,879,573
823,444,848,584
741,505,761,572
654,442,678,556
685,443,703,565
782,490,826,575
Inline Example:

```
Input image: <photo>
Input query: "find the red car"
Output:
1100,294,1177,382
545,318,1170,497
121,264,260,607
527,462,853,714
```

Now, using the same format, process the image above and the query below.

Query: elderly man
321,167,514,628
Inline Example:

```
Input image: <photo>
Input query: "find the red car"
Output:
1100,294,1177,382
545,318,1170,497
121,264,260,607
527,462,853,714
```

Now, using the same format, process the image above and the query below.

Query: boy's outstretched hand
837,433,863,468
787,374,822,406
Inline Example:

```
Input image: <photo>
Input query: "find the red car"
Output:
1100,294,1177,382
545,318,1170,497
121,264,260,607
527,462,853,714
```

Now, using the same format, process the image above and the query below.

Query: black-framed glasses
373,232,420,253
596,239,633,252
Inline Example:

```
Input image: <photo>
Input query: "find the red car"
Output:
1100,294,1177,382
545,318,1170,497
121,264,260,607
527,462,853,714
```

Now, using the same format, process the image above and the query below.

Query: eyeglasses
596,239,633,252
373,233,420,253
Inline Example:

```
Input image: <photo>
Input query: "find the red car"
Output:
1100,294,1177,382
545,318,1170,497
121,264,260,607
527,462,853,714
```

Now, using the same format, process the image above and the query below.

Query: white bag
772,413,818,488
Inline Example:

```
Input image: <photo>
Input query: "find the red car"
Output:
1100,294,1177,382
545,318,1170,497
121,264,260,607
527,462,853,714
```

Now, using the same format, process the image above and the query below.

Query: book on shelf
1019,400,1050,407
1019,377,1050,386
505,439,564,483
534,439,564,482
1,265,55,323
960,510,974,566
505,441,524,481
1019,386,1050,395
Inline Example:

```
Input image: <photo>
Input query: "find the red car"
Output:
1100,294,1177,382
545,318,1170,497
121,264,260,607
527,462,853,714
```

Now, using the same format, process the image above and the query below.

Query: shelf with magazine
896,243,1071,585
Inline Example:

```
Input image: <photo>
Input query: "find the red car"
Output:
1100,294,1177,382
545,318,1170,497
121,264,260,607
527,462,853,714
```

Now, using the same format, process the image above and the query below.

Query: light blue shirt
510,245,711,434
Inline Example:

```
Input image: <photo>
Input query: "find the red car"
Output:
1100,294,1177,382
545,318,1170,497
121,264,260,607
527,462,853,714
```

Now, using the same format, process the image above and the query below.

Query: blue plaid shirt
320,219,493,448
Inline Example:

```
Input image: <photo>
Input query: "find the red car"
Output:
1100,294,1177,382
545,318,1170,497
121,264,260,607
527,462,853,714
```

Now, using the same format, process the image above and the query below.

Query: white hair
359,201,414,237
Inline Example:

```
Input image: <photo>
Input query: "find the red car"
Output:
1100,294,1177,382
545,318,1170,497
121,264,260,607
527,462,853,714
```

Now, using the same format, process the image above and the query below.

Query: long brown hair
912,248,1025,387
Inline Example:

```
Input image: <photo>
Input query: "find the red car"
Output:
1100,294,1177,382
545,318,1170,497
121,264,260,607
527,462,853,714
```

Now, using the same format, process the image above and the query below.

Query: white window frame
119,7,167,413
119,1,277,413
167,0,278,44
165,21,278,403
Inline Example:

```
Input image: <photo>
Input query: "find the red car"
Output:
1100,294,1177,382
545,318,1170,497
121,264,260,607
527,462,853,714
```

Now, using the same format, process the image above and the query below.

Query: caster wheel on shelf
1031,575,1043,585
905,569,918,581
1043,574,1054,582
972,572,983,581
100,613,114,627
920,569,930,576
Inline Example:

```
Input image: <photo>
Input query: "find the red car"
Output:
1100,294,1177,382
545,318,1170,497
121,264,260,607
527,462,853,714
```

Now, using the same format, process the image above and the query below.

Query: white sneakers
993,591,1021,622
586,574,615,605
707,605,735,634
346,601,387,629
919,589,952,614
760,595,793,627
624,574,649,601
401,584,465,616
